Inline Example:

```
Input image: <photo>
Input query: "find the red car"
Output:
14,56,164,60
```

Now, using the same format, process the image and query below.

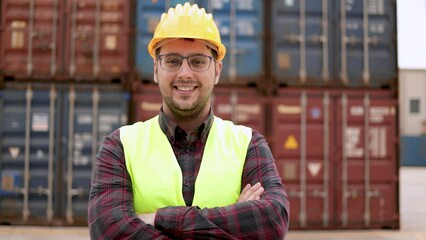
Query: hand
138,211,156,226
238,182,264,203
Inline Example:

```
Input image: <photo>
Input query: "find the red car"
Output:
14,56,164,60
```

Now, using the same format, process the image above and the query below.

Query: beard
162,88,212,121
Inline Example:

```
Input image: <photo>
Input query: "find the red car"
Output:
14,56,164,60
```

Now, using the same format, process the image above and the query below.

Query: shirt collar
158,107,214,144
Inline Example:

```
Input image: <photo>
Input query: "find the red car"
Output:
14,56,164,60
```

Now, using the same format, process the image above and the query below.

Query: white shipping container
399,69,426,135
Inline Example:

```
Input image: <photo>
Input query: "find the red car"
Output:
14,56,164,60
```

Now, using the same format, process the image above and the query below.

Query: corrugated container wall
0,0,64,78
0,0,131,82
271,0,397,87
270,88,399,229
0,83,129,225
134,0,264,85
0,85,59,224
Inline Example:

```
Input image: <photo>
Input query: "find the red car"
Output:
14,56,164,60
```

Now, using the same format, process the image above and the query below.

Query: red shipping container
64,0,131,80
131,83,162,122
0,0,64,78
0,0,131,81
270,88,399,229
212,86,267,136
334,90,398,229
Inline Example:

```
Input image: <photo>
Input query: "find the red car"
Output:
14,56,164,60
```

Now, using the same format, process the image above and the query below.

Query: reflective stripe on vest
120,116,252,213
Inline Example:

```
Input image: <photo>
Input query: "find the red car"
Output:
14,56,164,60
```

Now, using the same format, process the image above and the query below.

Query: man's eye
166,58,179,64
191,58,206,65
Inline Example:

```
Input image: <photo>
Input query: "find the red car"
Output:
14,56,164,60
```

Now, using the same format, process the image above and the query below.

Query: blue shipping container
135,0,264,84
61,85,129,224
0,83,129,225
0,84,59,223
400,136,426,166
272,0,397,87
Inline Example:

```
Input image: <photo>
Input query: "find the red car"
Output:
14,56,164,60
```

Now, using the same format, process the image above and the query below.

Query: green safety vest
120,116,252,213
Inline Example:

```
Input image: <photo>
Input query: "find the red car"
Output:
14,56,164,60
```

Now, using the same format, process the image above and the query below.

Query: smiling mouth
175,86,197,92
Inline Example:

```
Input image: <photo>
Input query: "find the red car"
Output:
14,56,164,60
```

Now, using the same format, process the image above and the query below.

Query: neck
165,107,210,134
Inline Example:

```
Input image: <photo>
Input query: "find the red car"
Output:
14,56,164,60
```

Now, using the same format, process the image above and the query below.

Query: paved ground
0,167,425,240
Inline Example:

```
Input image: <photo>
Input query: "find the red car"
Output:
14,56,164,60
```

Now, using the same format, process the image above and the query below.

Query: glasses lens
161,54,182,71
188,55,211,71
159,54,212,71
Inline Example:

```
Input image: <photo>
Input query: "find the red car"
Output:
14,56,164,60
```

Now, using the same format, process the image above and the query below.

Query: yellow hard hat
147,3,226,61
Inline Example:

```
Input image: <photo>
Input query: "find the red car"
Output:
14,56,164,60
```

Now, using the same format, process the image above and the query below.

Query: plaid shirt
88,110,289,239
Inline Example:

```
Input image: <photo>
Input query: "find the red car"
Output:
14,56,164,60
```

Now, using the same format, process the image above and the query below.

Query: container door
212,86,266,136
335,90,398,228
0,0,63,78
62,84,128,224
0,84,58,224
270,88,334,228
272,0,332,86
65,0,130,81
335,0,397,86
204,0,264,84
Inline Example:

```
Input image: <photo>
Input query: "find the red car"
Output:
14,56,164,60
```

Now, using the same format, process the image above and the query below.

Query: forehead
158,39,211,55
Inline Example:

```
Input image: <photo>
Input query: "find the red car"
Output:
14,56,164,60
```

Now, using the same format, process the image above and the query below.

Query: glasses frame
157,54,215,72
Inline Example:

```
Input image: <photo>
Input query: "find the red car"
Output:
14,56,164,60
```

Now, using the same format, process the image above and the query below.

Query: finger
242,183,262,201
240,184,252,196
246,182,261,195
246,186,264,201
237,184,252,203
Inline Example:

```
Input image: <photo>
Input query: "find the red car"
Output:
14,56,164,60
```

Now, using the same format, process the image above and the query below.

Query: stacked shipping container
0,0,131,81
0,0,132,225
0,83,129,224
0,0,400,230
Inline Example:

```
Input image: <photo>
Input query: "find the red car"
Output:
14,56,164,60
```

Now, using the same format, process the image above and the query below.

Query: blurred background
0,0,425,239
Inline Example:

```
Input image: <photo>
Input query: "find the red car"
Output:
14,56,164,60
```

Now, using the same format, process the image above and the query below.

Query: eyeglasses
157,54,215,72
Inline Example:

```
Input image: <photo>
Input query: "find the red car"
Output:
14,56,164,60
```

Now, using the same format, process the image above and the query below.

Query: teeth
176,86,194,91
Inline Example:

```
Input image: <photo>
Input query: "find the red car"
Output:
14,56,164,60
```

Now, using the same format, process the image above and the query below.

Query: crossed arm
139,182,265,225
88,129,289,239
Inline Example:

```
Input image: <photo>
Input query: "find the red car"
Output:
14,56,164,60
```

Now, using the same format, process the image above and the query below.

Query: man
88,3,289,239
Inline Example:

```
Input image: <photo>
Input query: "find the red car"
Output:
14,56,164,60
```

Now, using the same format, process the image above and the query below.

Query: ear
214,61,222,85
153,60,158,83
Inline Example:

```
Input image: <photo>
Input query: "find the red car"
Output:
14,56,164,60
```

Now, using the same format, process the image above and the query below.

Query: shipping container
0,83,129,225
271,0,397,87
212,86,267,136
0,84,59,224
61,84,129,224
399,69,426,136
400,136,426,166
0,0,64,78
270,88,399,229
64,0,131,81
134,0,264,85
0,0,131,82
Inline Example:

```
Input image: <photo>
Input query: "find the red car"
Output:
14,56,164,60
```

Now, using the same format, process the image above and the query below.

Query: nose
177,58,193,79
